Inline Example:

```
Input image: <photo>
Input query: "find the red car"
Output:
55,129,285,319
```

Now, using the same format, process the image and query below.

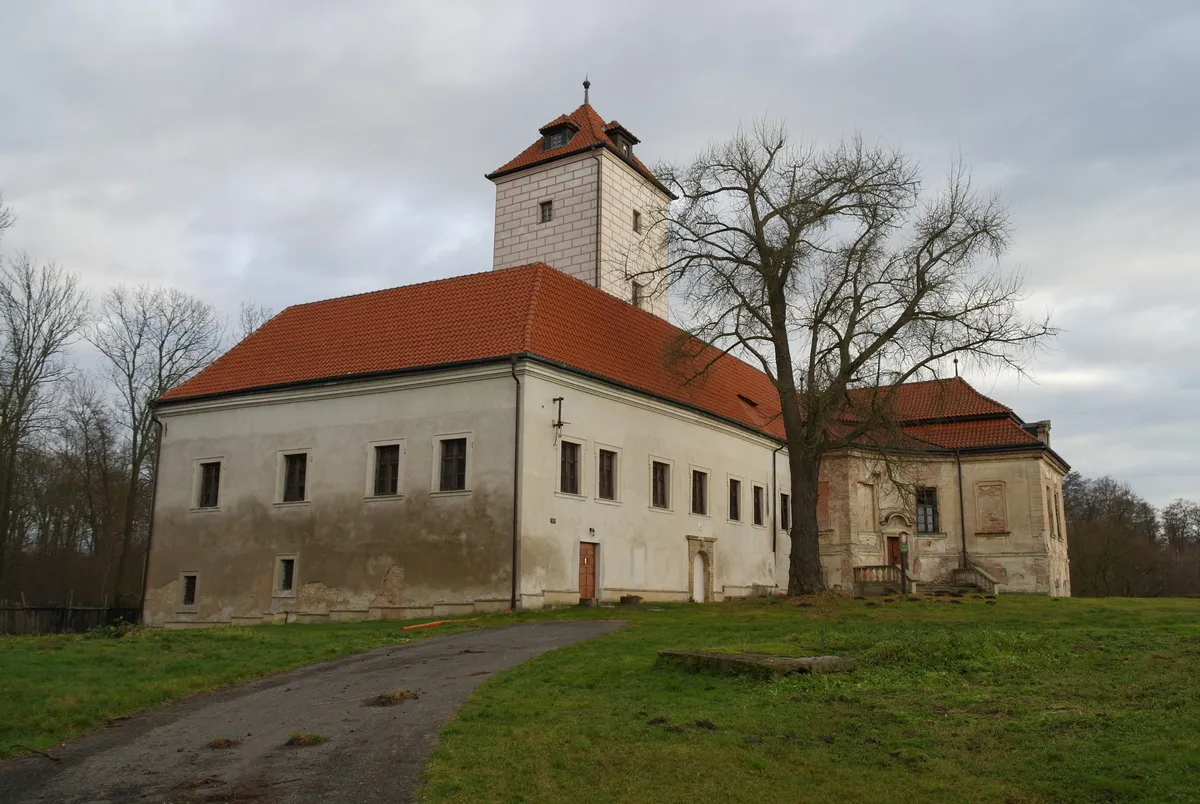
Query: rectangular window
916,486,939,533
598,449,617,501
560,441,581,495
539,200,553,223
373,444,400,496
651,461,670,509
439,437,467,492
631,281,645,309
729,478,741,521
181,574,197,607
283,453,307,502
198,461,221,508
691,470,708,515
753,485,765,526
780,492,790,530
633,210,642,233
278,558,295,593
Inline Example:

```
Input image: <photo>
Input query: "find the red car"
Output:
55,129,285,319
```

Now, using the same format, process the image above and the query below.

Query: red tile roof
161,264,1049,456
486,103,674,198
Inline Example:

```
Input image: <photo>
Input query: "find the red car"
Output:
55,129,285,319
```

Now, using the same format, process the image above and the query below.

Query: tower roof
486,103,676,199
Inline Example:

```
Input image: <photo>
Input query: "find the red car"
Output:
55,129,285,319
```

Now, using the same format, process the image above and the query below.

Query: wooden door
579,542,596,600
887,536,901,567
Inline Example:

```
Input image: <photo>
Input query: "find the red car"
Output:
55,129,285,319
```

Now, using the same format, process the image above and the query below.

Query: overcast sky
0,1,1197,504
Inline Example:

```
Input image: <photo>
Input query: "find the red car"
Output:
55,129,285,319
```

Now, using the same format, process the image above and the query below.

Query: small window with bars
560,441,581,495
651,461,671,509
373,444,400,496
691,470,708,516
282,453,307,502
916,486,939,533
598,449,617,501
276,557,296,595
729,478,741,521
439,437,468,492
181,573,197,607
198,461,221,508
753,485,765,526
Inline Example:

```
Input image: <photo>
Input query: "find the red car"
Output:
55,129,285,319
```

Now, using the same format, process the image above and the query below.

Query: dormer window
543,126,574,150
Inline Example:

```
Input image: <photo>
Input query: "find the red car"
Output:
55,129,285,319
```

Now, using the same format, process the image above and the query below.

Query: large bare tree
0,255,88,584
654,124,1054,595
91,286,224,604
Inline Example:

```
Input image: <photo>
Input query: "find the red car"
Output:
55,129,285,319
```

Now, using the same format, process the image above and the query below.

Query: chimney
1023,420,1051,446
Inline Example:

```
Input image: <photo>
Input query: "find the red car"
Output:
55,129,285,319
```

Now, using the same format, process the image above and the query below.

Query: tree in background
90,286,224,605
237,301,274,341
654,123,1053,594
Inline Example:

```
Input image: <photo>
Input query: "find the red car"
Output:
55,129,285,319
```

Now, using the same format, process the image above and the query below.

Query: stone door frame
687,535,717,603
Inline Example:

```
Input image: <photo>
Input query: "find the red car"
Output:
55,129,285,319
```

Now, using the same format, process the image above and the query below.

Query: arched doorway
692,552,708,603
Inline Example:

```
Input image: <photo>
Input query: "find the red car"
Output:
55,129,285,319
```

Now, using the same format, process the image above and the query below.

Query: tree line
0,194,268,607
1065,472,1200,597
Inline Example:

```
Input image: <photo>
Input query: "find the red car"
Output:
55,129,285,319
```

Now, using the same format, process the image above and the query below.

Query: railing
951,562,1000,594
0,605,142,635
853,565,902,585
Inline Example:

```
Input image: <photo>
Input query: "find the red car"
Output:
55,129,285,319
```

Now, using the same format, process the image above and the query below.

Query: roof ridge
281,264,539,312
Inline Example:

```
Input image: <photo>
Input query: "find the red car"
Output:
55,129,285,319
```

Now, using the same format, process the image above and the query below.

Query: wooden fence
0,605,142,635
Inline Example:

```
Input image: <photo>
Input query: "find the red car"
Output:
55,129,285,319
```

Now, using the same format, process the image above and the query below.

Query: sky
0,1,1197,505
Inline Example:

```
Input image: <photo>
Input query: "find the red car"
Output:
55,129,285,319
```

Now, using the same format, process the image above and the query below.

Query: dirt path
0,620,623,803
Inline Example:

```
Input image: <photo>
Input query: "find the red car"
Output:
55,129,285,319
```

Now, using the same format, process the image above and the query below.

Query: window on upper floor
916,486,939,533
539,200,554,223
631,280,645,309
729,478,742,521
439,437,468,492
753,485,765,526
598,449,618,501
373,444,401,497
197,461,221,508
691,470,708,516
651,461,671,509
560,440,581,495
282,453,308,503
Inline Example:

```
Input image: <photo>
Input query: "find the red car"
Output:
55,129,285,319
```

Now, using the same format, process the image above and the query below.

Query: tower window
631,281,645,309
633,210,642,233
544,128,573,150
539,200,553,223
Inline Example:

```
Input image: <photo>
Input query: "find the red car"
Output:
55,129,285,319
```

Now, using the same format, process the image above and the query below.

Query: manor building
143,94,1070,627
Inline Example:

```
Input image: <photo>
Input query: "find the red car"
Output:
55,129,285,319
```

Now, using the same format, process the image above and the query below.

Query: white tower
486,81,674,319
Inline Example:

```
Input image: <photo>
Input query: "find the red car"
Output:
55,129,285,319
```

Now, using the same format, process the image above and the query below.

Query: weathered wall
597,150,671,319
492,152,599,282
144,367,518,626
516,364,788,607
775,449,1070,596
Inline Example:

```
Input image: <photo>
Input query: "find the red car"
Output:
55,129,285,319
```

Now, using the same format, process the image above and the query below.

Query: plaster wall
516,364,788,608
492,153,599,283
144,368,518,626
597,150,671,319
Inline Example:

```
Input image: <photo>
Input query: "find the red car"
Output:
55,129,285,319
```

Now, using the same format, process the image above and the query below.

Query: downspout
509,356,523,611
770,442,785,554
956,451,968,569
138,415,165,619
594,153,604,288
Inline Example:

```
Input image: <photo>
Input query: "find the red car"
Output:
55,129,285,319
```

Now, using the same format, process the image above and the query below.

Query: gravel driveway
0,620,623,803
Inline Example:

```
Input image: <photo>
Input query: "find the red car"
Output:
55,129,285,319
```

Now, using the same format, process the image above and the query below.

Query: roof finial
953,356,959,377
583,75,591,105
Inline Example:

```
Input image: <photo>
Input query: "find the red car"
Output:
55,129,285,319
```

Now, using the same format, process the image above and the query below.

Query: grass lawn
0,614,497,760
424,596,1200,804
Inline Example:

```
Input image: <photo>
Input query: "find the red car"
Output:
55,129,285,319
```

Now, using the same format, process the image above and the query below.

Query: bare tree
0,194,13,244
237,301,274,341
0,255,88,584
655,123,1054,595
91,285,224,604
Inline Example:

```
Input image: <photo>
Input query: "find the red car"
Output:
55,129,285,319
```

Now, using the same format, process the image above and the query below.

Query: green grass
423,596,1200,804
0,614,495,759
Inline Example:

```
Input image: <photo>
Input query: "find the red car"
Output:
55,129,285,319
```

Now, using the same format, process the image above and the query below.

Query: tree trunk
787,451,824,595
